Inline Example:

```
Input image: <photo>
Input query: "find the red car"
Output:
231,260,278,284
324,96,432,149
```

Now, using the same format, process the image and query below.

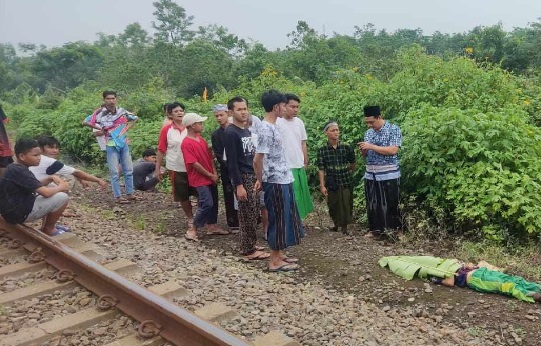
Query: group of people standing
0,90,404,271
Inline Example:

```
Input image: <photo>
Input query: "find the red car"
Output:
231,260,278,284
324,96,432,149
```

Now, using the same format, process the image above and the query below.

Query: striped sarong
263,182,304,250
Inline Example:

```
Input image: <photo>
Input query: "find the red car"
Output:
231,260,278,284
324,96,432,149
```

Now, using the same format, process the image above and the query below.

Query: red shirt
180,136,214,187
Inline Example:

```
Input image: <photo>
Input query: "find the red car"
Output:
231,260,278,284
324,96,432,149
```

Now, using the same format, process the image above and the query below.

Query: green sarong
291,168,314,219
327,186,353,227
468,267,541,303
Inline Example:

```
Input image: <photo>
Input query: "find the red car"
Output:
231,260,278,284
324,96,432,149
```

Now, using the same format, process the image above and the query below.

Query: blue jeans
193,184,218,229
106,145,134,198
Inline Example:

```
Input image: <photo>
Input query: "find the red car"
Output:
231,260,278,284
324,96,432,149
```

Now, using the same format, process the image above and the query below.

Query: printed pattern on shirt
364,122,402,166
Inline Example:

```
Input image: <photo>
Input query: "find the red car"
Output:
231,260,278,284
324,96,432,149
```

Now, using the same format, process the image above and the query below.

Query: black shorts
0,156,14,168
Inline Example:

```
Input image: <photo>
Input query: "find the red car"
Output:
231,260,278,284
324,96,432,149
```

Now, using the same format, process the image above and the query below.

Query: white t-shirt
249,115,261,150
276,117,307,169
30,155,76,181
157,123,188,172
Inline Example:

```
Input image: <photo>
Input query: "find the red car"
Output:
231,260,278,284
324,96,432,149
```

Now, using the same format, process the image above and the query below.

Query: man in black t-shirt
224,97,269,261
133,149,162,191
0,138,70,236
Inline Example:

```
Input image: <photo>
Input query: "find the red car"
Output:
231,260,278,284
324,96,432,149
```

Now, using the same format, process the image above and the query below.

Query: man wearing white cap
181,113,222,241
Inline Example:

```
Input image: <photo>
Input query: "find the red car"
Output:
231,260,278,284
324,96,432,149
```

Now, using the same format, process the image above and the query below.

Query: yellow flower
524,99,531,106
465,47,473,55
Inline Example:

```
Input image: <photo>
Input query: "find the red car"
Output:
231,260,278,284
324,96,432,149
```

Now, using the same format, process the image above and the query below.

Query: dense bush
401,105,541,240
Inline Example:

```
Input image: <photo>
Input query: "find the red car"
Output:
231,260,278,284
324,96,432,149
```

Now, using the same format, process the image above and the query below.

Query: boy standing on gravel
254,90,304,272
0,138,70,236
181,113,225,241
224,97,269,261
211,104,239,232
83,91,138,204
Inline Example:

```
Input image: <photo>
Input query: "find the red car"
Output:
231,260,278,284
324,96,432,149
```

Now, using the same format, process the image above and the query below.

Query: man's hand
78,178,90,189
254,180,262,192
97,179,108,189
93,130,105,137
57,180,71,192
320,185,328,197
236,185,248,201
359,142,374,151
209,174,219,184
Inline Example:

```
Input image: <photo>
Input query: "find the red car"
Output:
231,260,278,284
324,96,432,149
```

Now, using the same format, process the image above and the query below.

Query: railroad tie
194,302,239,324
253,331,302,346
0,307,118,346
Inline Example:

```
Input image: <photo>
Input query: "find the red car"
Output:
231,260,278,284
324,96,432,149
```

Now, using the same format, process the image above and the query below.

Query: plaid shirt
317,141,356,188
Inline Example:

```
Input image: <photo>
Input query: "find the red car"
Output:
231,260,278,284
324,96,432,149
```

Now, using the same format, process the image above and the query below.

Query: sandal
206,229,230,235
184,233,199,242
55,224,72,232
255,246,266,251
243,251,270,261
126,195,139,201
115,197,130,204
281,257,299,263
268,263,300,272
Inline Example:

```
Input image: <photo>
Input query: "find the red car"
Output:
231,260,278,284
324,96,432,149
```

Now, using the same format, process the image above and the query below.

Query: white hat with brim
182,113,208,126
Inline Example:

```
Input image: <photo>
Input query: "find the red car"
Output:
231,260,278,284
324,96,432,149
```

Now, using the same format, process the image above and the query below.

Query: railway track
0,220,297,346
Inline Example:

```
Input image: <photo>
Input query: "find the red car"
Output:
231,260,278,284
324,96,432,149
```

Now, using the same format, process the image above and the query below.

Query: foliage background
3,0,541,242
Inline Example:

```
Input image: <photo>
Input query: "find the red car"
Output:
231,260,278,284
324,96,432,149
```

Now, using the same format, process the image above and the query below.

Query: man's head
212,104,229,127
15,138,41,167
167,102,186,123
284,93,301,119
323,121,340,141
162,103,171,115
182,113,208,134
102,91,117,109
363,105,384,130
36,135,61,159
261,90,287,116
142,149,157,162
227,97,249,124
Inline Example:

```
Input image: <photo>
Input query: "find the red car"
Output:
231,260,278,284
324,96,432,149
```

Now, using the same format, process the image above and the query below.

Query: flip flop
55,224,71,232
243,252,270,261
268,263,300,272
184,233,199,242
255,246,266,251
49,229,65,237
281,257,299,264
115,198,130,204
206,229,230,235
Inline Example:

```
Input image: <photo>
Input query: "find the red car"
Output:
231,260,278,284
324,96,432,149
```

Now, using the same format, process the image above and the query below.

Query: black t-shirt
224,124,255,186
132,159,156,188
0,163,41,223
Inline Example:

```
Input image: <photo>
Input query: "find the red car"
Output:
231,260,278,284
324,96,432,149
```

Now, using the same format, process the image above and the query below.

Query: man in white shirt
276,93,314,219
31,136,108,189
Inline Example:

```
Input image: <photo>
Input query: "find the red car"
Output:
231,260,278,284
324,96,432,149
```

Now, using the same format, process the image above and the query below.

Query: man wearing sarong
359,105,402,238
276,94,313,219
317,121,356,234
224,97,269,261
254,90,304,272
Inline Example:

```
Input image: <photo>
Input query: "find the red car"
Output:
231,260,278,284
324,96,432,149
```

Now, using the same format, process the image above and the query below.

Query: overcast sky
1,0,540,50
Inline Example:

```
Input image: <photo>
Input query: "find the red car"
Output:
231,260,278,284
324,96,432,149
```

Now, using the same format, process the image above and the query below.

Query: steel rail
3,222,252,346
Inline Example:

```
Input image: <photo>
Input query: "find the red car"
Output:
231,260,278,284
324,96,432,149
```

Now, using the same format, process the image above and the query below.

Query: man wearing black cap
359,106,402,238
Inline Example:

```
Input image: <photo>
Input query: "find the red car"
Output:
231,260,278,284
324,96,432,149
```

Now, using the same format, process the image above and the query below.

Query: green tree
152,0,194,46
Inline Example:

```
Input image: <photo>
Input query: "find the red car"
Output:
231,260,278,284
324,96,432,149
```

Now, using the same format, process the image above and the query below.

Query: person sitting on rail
0,138,70,236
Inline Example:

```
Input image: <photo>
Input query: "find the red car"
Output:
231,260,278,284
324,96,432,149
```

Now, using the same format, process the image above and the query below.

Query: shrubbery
5,48,541,241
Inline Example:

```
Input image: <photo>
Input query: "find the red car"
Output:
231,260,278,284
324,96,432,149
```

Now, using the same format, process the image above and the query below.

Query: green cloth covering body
291,167,314,219
468,267,541,303
378,255,462,280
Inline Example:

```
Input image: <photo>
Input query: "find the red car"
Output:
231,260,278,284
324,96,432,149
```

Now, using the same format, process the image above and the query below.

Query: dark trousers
135,177,159,191
365,178,402,234
221,168,239,228
193,184,219,229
